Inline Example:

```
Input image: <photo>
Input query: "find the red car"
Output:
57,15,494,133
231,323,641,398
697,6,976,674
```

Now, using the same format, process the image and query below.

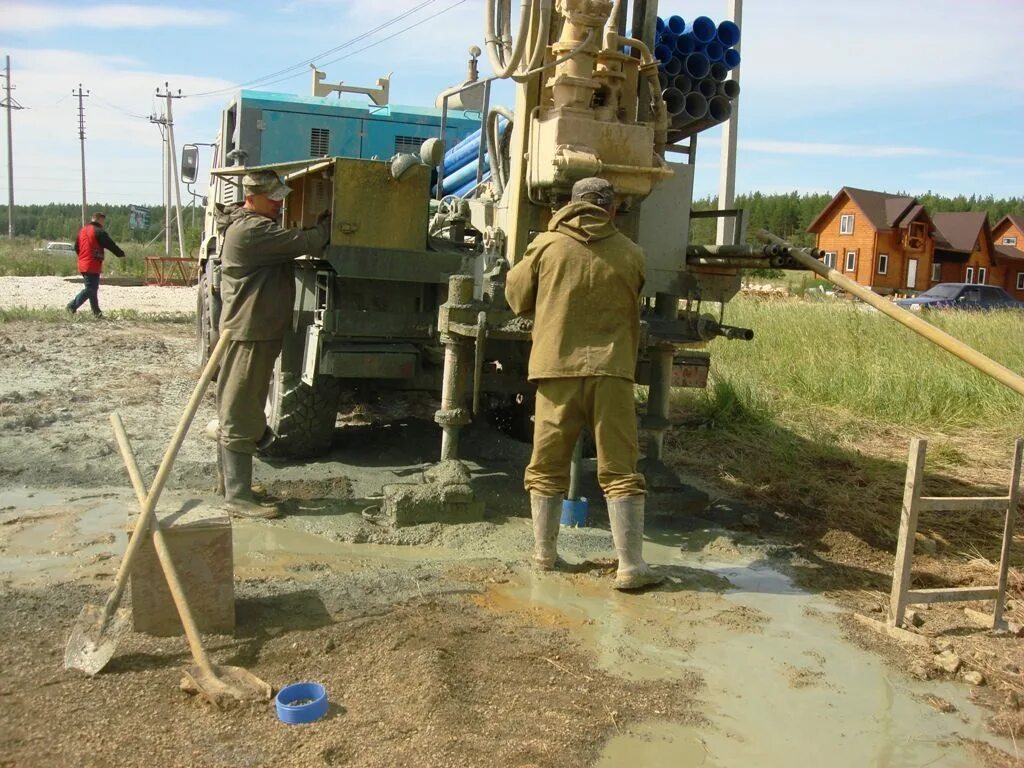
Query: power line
183,0,447,98
90,93,150,121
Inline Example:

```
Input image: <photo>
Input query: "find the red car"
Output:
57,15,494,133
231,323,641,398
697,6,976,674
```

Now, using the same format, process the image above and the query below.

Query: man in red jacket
66,212,126,317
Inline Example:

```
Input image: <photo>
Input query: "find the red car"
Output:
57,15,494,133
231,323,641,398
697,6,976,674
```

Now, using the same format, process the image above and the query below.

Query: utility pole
2,56,25,239
156,83,186,260
73,84,90,227
716,0,742,246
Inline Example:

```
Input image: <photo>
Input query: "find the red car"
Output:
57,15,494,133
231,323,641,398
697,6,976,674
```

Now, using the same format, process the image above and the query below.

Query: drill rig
199,1,758,511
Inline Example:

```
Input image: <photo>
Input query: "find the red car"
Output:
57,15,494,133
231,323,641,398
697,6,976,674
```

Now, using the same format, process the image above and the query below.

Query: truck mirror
181,144,200,184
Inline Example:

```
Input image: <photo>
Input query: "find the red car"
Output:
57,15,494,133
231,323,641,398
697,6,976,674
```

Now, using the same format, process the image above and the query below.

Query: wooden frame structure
889,437,1023,630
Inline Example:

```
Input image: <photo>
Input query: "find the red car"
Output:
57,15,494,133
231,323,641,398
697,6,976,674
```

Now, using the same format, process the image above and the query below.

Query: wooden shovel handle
99,330,232,630
111,413,217,676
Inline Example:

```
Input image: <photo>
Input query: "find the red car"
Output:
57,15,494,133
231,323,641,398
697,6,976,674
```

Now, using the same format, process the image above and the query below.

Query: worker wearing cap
213,170,330,519
506,177,663,590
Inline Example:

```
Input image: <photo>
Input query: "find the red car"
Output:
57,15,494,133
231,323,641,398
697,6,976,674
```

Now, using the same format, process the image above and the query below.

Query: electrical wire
182,0,446,98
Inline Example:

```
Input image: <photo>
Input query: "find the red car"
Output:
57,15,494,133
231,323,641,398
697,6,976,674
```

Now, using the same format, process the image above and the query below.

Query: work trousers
216,338,283,455
525,376,645,500
69,272,102,315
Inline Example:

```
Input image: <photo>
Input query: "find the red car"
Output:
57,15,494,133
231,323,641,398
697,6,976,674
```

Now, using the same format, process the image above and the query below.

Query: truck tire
262,357,341,459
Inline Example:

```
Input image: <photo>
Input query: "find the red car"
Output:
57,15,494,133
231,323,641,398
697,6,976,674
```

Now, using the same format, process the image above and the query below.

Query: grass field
0,238,154,279
665,293,1024,564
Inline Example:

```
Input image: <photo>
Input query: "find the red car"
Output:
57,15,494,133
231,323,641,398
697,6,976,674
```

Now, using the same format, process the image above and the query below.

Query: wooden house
807,187,936,294
992,215,1024,301
931,212,999,287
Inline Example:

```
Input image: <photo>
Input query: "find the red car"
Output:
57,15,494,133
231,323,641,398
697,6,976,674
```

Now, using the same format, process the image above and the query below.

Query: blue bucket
276,682,329,725
561,498,589,527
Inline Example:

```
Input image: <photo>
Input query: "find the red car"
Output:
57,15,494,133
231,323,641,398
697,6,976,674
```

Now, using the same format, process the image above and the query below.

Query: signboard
129,205,150,230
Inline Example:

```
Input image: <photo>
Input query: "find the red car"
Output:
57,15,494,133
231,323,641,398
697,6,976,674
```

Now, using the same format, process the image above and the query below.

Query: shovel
110,412,271,707
64,330,232,676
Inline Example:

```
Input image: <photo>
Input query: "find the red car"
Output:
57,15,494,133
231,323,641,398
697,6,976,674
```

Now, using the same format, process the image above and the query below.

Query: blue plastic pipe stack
435,116,509,197
654,13,741,136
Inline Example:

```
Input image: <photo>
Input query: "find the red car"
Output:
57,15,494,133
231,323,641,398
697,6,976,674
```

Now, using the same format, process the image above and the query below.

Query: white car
34,241,76,253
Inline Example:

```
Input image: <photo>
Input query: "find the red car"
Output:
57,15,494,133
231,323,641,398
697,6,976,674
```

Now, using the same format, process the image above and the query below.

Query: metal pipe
674,35,696,55
680,91,708,121
567,436,584,501
671,74,691,94
710,62,728,82
702,40,724,62
437,275,475,460
687,243,779,258
719,79,740,99
758,231,1024,398
697,78,717,100
645,292,678,461
663,55,682,76
681,52,710,79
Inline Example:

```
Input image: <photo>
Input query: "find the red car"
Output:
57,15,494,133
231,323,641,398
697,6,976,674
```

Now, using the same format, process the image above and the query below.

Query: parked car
34,242,76,253
895,283,1024,312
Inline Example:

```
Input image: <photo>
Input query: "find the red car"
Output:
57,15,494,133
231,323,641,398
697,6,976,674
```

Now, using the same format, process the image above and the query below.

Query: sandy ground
0,275,195,314
0,309,1021,767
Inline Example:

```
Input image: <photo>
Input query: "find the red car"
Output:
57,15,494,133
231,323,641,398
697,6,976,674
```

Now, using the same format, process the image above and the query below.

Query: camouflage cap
571,177,614,208
242,170,291,201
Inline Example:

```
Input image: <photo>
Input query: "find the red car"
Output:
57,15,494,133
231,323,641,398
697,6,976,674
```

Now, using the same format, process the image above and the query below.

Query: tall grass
0,239,151,279
677,296,1024,434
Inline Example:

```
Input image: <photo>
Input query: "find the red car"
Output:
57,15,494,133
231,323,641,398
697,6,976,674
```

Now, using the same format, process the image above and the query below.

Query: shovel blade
64,603,131,676
180,663,272,708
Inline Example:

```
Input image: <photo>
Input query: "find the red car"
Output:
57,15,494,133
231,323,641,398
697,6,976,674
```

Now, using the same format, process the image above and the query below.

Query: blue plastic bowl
561,497,589,527
275,682,329,725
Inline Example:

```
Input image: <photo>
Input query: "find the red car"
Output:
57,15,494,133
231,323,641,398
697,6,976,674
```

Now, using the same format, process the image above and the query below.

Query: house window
840,214,854,235
931,263,941,281
965,267,974,283
823,251,837,269
1004,236,1018,246
310,127,330,157
878,254,889,275
978,267,987,284
394,135,423,154
845,251,856,272
1017,272,1024,290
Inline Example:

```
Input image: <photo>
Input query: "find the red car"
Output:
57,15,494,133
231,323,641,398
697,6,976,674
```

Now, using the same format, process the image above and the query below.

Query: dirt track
0,309,1020,767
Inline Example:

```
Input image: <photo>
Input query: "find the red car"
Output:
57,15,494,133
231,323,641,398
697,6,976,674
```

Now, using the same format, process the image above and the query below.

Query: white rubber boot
608,495,664,590
531,493,563,570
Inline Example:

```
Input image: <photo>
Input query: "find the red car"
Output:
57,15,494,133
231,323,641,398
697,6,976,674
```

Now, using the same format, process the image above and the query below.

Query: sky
1,0,1022,209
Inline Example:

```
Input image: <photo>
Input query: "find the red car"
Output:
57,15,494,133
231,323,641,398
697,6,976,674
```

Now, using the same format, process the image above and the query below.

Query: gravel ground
0,276,196,314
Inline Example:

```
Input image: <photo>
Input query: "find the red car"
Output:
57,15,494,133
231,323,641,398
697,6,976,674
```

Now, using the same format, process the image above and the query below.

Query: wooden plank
906,586,1000,604
854,613,932,648
994,438,1024,627
889,439,927,627
918,496,1010,513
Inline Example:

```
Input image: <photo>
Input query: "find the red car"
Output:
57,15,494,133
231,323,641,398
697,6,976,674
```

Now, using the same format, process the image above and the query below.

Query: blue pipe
717,20,741,47
655,16,666,35
724,48,741,70
681,52,710,80
654,43,674,64
683,16,716,44
452,173,489,198
440,117,507,174
674,34,696,55
663,55,682,77
660,30,677,50
702,40,724,62
667,15,686,35
441,155,489,193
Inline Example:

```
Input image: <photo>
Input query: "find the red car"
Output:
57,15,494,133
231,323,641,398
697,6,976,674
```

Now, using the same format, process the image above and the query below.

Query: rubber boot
221,446,280,520
608,495,664,590
531,493,564,570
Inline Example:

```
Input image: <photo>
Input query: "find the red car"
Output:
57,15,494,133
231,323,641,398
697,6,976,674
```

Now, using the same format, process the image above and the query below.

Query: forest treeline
3,191,1023,247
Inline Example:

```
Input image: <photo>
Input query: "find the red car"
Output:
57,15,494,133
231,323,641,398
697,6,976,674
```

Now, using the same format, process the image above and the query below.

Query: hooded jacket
506,201,645,381
214,205,329,341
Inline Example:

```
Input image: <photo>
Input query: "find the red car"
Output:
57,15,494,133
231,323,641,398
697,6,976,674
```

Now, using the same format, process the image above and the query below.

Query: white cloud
5,3,231,31
6,48,232,205
741,139,941,158
738,0,1024,110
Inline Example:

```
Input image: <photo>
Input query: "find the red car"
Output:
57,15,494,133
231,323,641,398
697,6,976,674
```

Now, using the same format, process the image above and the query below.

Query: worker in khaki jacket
506,177,663,590
213,170,330,519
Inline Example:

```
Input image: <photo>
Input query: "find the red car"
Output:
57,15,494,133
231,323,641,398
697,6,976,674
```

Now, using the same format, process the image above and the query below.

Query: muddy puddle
481,539,1013,767
0,487,1014,764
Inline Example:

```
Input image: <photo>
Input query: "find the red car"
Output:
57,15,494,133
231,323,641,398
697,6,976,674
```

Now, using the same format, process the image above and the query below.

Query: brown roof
894,203,929,229
931,212,989,253
806,186,916,233
993,214,1024,237
994,244,1024,265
